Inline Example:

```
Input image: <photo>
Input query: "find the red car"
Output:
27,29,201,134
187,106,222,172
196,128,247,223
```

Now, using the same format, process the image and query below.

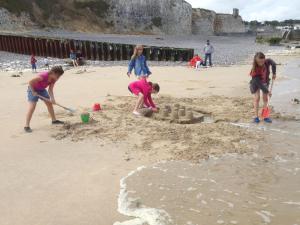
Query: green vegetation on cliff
0,0,32,15
0,0,110,19
0,0,111,29
74,0,110,17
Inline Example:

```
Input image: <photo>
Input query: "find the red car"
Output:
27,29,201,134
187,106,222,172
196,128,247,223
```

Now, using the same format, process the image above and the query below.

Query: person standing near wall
204,40,214,67
70,49,78,67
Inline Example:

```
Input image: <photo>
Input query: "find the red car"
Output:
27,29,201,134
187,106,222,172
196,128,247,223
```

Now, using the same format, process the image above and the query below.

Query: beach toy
93,103,101,111
81,113,90,123
261,79,274,119
37,94,76,113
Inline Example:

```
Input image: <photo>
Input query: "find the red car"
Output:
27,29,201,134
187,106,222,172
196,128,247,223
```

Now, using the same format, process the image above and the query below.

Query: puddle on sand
114,121,300,225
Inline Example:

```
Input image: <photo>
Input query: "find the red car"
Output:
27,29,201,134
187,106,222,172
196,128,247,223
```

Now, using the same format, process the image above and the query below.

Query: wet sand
114,120,300,225
0,52,299,225
113,57,300,225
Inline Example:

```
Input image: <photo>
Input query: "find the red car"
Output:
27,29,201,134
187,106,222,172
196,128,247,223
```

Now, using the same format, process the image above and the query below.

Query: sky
185,0,300,21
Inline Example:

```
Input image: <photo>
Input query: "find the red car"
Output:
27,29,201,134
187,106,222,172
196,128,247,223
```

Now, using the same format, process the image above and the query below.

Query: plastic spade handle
37,95,75,112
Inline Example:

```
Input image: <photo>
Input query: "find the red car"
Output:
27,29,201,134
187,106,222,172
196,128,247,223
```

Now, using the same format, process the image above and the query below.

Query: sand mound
52,95,263,162
138,108,153,117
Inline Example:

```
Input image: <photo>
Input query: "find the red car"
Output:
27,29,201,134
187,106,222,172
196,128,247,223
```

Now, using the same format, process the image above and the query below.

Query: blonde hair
131,45,144,60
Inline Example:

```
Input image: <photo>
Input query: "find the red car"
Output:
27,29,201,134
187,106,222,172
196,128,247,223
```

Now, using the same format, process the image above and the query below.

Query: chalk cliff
192,8,246,35
0,0,246,35
108,0,192,35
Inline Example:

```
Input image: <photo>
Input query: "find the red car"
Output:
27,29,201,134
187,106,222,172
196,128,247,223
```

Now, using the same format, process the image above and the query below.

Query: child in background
31,54,37,73
24,66,65,133
44,57,50,70
249,52,276,123
127,45,152,79
70,49,78,67
128,79,160,116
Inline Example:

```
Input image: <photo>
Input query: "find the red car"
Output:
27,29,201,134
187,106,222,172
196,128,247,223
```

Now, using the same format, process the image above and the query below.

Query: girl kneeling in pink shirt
128,79,160,116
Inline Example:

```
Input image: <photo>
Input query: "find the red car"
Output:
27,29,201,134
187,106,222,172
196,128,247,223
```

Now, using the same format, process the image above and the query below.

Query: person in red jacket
189,54,204,68
249,52,276,123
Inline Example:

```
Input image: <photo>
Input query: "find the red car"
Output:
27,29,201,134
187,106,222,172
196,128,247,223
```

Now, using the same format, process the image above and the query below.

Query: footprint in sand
11,135,19,138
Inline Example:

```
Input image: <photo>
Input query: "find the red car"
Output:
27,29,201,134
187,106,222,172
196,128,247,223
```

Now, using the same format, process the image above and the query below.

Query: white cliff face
108,0,192,35
214,14,246,34
0,1,246,35
0,8,34,31
192,8,216,35
192,8,246,35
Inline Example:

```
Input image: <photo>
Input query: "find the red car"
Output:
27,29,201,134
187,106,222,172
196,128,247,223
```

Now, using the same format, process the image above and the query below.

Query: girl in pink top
128,78,160,116
24,66,64,133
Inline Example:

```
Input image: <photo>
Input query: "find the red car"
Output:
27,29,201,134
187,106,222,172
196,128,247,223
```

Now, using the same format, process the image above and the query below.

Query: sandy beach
0,50,300,225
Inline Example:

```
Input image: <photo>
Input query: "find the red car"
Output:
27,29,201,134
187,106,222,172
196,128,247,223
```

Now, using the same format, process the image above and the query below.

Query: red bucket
93,103,101,112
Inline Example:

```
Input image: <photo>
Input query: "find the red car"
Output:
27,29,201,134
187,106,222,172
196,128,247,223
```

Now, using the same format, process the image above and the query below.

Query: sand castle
155,104,204,124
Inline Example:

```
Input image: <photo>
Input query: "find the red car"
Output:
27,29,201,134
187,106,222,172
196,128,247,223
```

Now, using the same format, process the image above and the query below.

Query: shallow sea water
114,60,300,225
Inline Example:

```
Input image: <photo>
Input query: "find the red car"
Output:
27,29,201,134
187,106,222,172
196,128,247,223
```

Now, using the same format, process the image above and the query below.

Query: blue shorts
27,88,50,102
32,64,37,70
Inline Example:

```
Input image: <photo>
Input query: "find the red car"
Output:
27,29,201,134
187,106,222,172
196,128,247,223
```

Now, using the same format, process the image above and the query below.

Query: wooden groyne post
0,34,194,62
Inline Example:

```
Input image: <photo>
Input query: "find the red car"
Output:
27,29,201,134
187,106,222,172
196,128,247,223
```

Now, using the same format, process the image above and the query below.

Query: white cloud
185,0,300,21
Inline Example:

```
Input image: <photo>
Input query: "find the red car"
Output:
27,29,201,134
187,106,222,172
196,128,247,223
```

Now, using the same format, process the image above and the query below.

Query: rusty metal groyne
0,34,194,62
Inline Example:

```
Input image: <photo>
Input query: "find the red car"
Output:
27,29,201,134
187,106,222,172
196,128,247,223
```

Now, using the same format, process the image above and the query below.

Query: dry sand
0,59,290,225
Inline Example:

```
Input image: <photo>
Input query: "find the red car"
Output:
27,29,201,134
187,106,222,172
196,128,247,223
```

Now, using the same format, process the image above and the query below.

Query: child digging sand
24,66,65,133
250,52,276,123
127,45,152,79
128,78,160,116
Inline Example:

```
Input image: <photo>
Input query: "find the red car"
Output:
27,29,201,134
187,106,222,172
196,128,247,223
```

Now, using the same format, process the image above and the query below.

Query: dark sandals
24,121,63,133
24,127,33,133
52,120,64,125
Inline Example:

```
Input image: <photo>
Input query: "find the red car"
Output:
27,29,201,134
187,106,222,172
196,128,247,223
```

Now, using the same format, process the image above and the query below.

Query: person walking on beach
24,66,65,133
31,54,37,73
70,49,78,67
127,45,152,79
44,56,50,70
250,52,276,124
203,40,214,67
128,78,160,116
